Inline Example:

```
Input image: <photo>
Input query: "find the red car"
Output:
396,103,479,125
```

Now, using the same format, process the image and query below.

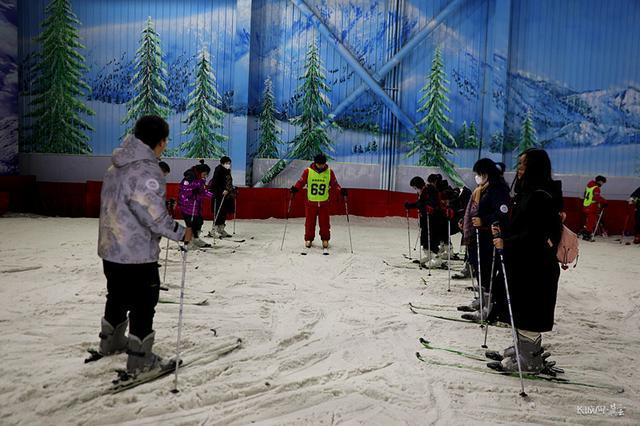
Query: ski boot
487,334,544,373
191,237,211,249
99,318,128,355
457,293,489,312
216,225,232,238
305,240,312,248
126,331,171,375
460,305,491,322
452,262,471,279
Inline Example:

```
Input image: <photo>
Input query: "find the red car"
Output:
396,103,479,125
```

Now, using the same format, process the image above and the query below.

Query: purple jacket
178,168,212,216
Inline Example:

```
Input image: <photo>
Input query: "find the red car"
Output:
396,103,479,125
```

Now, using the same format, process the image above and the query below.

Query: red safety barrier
0,176,635,235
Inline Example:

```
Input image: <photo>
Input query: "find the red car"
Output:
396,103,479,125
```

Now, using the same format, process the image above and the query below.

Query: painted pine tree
455,121,468,148
259,39,333,185
466,121,479,148
256,78,281,158
178,48,227,158
122,17,170,134
25,0,95,154
518,111,537,153
407,47,462,186
288,40,333,159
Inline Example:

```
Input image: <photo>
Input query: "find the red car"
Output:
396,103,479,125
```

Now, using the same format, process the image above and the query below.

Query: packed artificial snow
0,216,638,425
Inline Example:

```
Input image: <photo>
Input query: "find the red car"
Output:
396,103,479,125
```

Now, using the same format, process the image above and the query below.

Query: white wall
19,153,640,200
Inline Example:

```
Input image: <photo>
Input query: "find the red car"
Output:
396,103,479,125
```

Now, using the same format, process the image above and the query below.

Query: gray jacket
98,135,185,264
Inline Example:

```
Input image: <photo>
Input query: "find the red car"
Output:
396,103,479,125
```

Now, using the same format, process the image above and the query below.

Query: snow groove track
0,216,638,424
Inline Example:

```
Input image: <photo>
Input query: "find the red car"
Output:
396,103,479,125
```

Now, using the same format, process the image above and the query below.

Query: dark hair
195,159,211,175
595,175,607,183
134,115,170,149
474,158,509,190
220,156,231,164
409,176,426,189
427,174,442,184
518,149,553,191
314,153,327,165
158,161,170,174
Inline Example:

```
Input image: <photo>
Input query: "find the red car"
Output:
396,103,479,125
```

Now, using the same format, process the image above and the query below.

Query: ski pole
233,195,237,235
482,247,497,348
493,223,527,398
593,207,605,239
280,193,294,251
171,242,188,394
405,208,412,260
475,227,485,327
344,194,354,254
447,219,451,292
426,212,431,276
417,219,423,270
162,238,170,288
413,227,420,251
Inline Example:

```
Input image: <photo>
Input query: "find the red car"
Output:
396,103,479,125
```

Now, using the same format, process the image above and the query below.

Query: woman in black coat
491,148,563,372
460,159,511,318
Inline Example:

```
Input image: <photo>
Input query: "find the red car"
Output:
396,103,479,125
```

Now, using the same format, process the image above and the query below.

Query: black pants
184,214,203,238
103,260,160,339
213,196,235,226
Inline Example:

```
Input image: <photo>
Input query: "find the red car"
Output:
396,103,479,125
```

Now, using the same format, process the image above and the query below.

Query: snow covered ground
0,216,638,425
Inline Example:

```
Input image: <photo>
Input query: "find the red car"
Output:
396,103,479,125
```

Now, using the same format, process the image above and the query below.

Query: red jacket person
290,153,347,250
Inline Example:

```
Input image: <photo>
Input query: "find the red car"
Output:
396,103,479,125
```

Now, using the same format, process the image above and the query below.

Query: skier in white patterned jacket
96,115,193,375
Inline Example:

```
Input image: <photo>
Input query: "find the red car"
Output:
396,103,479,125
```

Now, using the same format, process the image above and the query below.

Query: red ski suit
293,164,342,242
582,180,606,233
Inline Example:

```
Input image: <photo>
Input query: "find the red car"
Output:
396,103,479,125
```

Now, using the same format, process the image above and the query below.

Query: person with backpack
490,148,563,373
207,156,235,238
178,160,213,248
580,175,607,241
458,159,510,320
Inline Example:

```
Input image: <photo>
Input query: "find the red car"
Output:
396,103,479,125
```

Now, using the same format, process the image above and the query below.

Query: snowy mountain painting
0,0,18,175
15,0,640,176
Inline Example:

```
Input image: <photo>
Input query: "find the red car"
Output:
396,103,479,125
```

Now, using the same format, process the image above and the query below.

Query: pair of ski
415,337,624,393
408,302,510,329
85,337,242,394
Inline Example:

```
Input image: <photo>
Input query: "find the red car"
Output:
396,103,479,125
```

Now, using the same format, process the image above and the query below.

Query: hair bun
199,159,205,164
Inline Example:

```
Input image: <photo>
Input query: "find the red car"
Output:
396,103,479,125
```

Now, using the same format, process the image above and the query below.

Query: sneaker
322,240,329,249
305,240,312,248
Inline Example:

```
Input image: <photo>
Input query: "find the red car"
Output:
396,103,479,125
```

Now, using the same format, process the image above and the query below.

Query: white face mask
223,163,231,170
474,174,486,186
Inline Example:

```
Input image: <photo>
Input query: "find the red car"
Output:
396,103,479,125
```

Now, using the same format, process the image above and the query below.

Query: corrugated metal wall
505,0,640,176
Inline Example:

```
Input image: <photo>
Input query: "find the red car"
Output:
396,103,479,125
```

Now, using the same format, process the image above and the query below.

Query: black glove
341,188,348,197
290,186,298,194
404,201,411,209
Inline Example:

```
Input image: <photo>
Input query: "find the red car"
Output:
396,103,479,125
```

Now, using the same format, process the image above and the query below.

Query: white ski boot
98,318,128,355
